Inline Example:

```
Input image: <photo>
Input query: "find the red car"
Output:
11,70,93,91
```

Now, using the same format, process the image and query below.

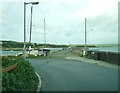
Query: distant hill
1,40,68,48
1,41,24,48
1,40,117,49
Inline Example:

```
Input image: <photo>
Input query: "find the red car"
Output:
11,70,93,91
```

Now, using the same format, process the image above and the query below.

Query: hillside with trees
1,40,68,49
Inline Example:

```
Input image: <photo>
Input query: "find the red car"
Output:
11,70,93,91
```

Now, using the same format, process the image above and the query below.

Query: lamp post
23,2,39,60
23,2,26,60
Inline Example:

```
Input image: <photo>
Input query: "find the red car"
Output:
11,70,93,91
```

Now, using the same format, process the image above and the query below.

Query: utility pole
85,18,87,50
29,6,33,53
44,18,46,48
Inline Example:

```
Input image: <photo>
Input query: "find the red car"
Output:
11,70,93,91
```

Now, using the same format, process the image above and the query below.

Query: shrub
2,56,39,92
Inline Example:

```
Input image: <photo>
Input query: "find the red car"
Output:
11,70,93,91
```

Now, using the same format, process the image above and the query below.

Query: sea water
89,46,119,53
0,48,63,56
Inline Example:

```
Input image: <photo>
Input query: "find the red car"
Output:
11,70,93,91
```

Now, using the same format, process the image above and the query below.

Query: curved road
29,58,118,91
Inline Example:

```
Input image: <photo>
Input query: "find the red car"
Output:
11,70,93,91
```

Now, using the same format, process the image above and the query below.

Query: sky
0,0,119,44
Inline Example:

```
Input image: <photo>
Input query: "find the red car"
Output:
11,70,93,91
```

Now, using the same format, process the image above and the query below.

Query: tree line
1,40,68,48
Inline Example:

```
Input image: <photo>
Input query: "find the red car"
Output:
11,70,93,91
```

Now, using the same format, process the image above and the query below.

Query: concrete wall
86,51,119,65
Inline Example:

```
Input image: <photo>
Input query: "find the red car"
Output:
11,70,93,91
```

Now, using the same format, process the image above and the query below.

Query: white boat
28,49,39,56
15,52,23,56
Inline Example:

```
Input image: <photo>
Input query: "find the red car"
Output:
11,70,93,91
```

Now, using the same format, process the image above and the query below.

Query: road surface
29,58,118,91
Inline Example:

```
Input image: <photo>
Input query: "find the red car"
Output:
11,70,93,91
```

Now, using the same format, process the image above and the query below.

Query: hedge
2,56,39,92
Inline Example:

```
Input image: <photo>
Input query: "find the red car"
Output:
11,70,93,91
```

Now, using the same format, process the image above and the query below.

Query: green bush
2,56,39,92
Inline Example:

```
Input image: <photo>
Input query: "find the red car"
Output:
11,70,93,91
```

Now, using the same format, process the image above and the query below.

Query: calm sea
89,46,119,53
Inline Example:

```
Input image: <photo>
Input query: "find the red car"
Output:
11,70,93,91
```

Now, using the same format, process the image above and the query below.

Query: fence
2,63,17,72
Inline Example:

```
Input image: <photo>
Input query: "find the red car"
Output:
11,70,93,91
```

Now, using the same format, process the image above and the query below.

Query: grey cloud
1,0,118,44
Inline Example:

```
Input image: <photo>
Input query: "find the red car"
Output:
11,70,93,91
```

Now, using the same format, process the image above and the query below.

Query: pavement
65,56,118,69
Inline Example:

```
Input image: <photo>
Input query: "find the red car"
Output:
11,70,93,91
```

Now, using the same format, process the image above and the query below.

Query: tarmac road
29,58,118,91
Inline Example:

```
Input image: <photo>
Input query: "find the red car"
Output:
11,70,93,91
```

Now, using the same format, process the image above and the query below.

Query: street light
26,2,39,5
23,2,39,60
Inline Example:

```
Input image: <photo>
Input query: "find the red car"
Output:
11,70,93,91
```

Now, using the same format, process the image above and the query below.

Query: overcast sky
0,0,119,44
